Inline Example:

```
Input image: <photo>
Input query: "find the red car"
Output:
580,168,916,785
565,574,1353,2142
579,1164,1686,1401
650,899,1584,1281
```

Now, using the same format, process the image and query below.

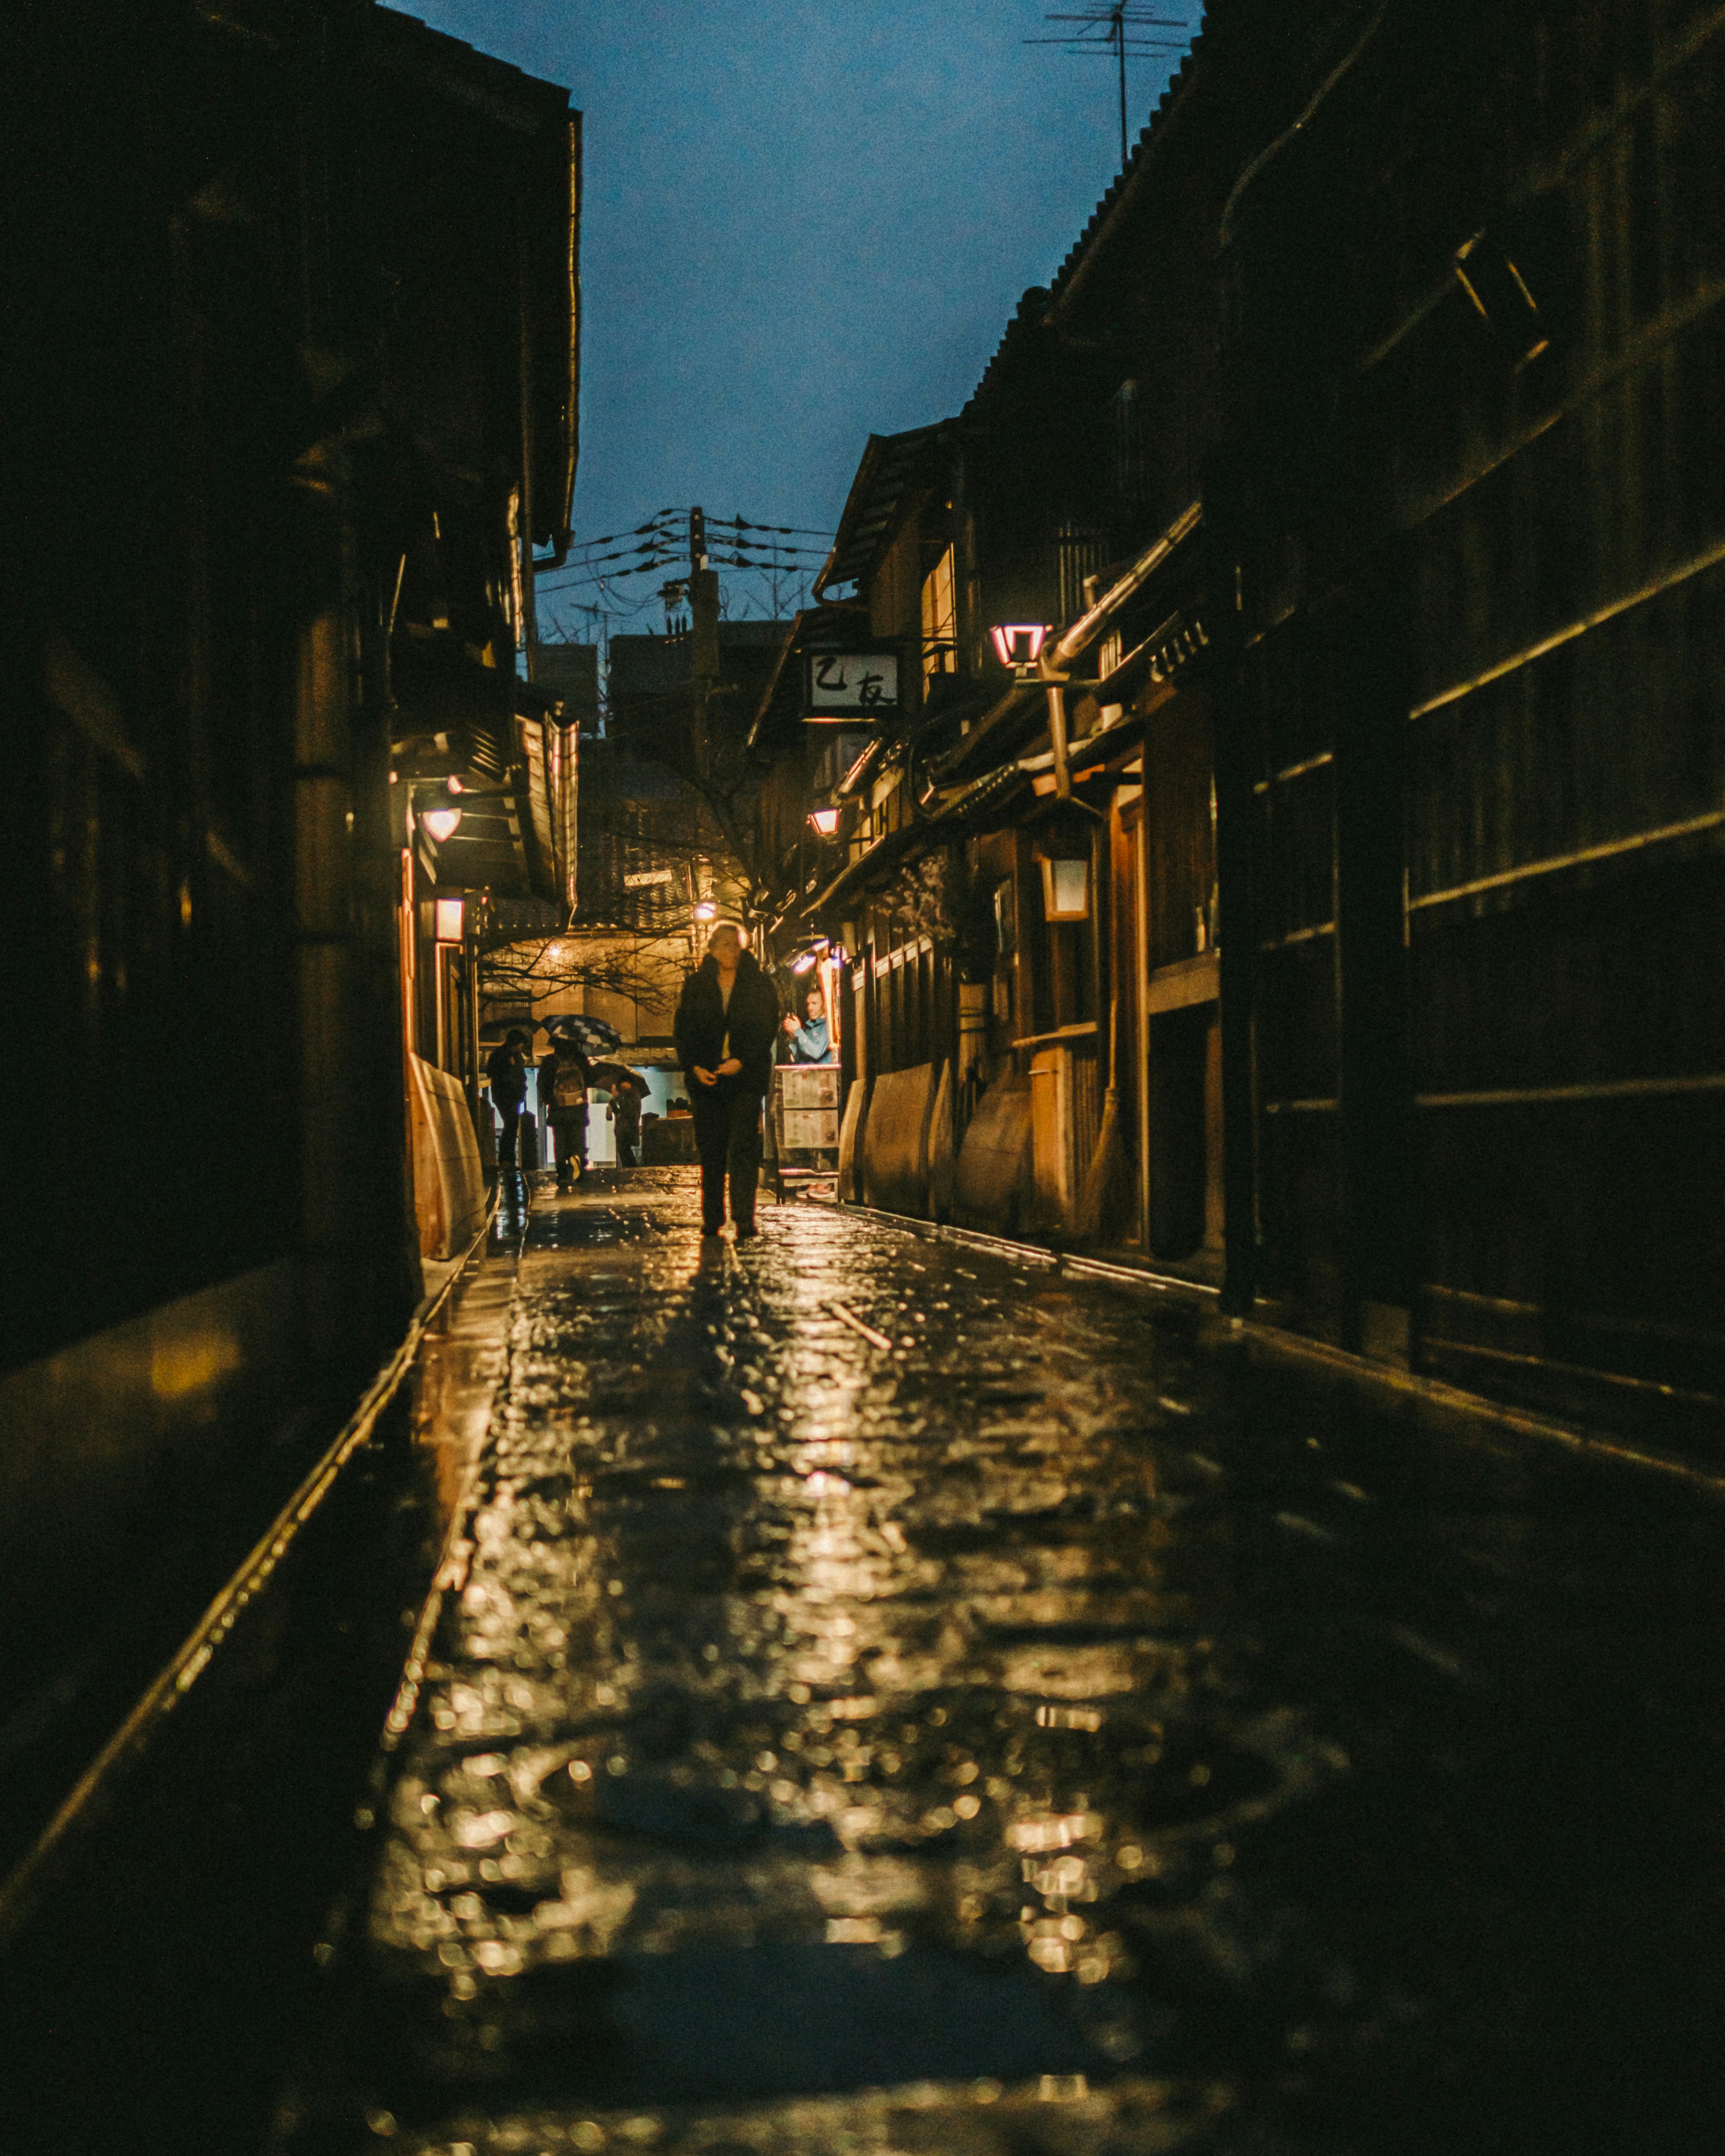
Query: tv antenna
1027,5,1191,170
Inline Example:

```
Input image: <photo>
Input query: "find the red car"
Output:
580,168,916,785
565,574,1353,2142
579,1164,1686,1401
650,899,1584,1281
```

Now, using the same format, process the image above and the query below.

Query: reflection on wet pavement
276,1168,1725,2152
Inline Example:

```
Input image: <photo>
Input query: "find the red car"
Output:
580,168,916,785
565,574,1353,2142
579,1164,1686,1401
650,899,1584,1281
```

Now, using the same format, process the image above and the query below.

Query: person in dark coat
485,1029,530,1166
610,1076,644,1168
540,1032,593,1191
672,922,779,1239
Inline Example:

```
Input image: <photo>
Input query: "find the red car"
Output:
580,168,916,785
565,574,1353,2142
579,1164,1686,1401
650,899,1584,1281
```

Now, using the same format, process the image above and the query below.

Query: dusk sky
403,1,1199,631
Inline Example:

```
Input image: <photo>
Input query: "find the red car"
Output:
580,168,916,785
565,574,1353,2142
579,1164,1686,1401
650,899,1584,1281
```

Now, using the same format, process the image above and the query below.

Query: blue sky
401,1,1197,628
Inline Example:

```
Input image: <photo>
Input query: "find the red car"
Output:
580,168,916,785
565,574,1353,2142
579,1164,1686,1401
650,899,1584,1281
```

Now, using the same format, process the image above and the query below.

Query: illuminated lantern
989,623,1049,669
1033,803,1093,922
434,897,465,943
808,807,841,837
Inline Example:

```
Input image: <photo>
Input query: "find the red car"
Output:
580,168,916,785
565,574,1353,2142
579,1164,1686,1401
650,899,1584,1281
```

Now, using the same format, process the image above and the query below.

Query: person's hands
783,1014,799,1034
716,1057,743,1078
694,1065,717,1087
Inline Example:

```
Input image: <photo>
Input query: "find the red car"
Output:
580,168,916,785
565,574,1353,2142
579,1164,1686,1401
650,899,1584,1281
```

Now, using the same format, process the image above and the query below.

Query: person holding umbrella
540,1022,596,1191
673,921,779,1240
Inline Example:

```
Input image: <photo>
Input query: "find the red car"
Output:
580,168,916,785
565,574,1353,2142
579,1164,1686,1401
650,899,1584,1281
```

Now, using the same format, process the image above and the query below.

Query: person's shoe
701,1223,724,1239
733,1222,758,1241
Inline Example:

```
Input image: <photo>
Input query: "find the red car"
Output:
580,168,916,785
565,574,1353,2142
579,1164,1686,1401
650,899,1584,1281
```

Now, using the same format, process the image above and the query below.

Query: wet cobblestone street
276,1171,1725,2155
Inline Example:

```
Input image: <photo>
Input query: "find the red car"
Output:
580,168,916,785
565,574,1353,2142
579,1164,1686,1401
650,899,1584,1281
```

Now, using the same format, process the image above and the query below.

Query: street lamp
693,900,717,922
808,806,841,838
989,623,1049,670
416,773,464,844
1034,804,1094,921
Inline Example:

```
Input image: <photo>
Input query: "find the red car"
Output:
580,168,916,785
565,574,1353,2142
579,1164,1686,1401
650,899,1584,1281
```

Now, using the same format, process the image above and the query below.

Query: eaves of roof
373,7,573,137
744,604,870,752
812,423,952,601
929,681,1043,785
803,820,923,919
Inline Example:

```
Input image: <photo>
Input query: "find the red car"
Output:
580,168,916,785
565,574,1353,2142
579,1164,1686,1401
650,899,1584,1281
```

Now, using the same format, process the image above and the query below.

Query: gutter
1019,499,1201,801
933,497,1202,798
1048,500,1202,672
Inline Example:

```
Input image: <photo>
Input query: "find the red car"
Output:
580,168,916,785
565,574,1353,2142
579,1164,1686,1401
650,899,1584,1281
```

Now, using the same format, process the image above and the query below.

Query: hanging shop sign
803,649,899,721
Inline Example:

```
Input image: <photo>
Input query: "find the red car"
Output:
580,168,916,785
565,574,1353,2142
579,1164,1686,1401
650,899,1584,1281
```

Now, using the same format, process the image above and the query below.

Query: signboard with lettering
803,650,899,720
622,868,676,889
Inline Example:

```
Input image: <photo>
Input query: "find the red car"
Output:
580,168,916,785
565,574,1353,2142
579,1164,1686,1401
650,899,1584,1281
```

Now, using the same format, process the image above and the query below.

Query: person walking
610,1076,643,1168
673,921,779,1240
540,1030,593,1191
485,1029,530,1168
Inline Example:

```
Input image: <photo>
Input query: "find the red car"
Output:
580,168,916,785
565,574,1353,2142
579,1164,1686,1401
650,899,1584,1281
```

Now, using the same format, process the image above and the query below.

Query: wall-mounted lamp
434,897,465,943
990,623,1049,670
1034,805,1094,922
808,806,841,838
420,801,463,843
790,949,821,976
1039,856,1090,922
693,900,717,922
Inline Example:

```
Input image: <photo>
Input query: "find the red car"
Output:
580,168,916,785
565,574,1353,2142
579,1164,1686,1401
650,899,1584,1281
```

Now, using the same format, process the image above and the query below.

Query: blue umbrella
547,1013,624,1053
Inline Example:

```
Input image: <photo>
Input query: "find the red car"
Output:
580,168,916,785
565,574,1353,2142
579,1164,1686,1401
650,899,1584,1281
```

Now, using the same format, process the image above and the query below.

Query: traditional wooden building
7,0,577,1870
751,0,1725,1446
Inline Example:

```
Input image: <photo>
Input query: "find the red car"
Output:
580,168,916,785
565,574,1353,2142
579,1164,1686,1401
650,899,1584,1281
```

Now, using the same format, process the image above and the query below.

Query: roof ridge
1043,26,1208,309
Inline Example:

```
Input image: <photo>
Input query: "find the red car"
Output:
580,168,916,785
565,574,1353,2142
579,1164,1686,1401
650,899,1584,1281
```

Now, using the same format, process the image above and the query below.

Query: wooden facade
750,0,1725,1443
8,0,578,1865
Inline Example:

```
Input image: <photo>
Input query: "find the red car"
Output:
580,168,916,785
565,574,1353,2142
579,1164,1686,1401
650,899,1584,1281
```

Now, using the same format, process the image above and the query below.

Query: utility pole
688,505,721,769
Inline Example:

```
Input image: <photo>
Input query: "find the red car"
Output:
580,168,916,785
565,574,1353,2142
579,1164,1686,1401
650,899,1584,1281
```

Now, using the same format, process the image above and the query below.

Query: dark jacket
674,950,780,1094
540,1039,593,1122
486,1040,527,1107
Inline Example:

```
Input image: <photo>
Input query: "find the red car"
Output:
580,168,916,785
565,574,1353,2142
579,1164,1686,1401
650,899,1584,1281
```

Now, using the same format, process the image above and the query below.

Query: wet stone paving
278,1169,1725,2155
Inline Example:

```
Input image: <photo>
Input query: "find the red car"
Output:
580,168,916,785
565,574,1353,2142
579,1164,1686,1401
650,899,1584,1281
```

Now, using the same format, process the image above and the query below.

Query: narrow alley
269,1172,1725,2155
14,4,1725,2148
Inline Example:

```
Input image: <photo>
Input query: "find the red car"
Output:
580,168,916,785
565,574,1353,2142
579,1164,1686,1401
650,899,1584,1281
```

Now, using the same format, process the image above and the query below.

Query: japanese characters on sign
803,649,900,721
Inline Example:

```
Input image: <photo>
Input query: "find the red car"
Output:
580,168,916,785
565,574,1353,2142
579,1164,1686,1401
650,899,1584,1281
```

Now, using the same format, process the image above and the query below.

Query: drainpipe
1032,499,1204,800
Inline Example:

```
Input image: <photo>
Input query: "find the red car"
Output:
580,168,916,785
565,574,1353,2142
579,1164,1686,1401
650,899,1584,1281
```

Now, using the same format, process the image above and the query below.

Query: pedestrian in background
610,1075,643,1167
781,981,837,1064
485,1028,530,1167
673,922,779,1239
540,1030,593,1192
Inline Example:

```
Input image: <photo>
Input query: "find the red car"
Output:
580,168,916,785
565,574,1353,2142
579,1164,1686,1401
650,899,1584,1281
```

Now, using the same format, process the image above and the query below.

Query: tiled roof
963,17,1211,415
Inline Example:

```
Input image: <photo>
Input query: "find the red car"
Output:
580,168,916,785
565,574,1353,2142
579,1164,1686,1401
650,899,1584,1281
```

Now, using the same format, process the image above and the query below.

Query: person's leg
690,1093,727,1232
552,1117,571,1189
727,1089,763,1234
499,1101,520,1166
